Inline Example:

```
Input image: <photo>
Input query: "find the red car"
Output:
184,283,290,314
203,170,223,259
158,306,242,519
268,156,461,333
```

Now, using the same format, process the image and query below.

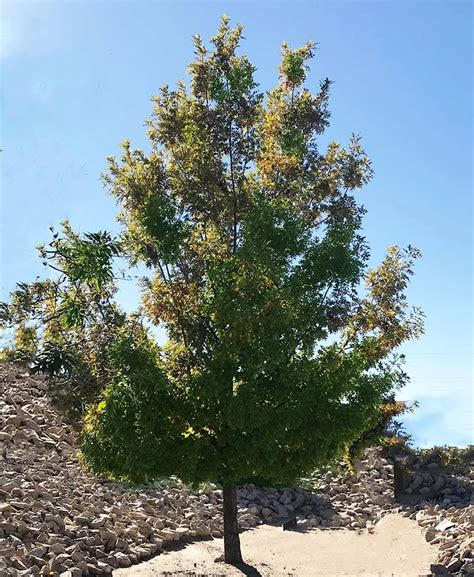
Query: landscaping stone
0,362,472,575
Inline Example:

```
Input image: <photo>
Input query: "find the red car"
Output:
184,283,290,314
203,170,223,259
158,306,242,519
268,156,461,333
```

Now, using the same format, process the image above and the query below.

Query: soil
114,514,437,576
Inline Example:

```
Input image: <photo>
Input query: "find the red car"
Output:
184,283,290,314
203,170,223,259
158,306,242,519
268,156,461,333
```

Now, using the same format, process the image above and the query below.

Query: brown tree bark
223,483,243,564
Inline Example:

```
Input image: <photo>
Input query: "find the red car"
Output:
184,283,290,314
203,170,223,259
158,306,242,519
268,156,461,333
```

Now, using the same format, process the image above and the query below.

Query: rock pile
314,449,474,576
0,362,472,576
400,455,474,576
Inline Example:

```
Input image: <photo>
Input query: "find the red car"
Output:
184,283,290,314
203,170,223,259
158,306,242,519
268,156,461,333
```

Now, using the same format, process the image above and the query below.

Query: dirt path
114,514,437,576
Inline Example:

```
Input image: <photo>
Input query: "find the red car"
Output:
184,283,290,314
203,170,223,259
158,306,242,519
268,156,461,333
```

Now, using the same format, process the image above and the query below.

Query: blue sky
1,1,472,447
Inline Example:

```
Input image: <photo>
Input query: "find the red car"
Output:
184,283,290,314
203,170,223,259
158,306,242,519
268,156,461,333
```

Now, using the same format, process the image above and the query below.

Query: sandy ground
114,514,437,577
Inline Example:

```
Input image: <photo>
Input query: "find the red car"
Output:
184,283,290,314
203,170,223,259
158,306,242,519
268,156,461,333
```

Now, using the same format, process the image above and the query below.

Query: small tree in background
0,18,423,565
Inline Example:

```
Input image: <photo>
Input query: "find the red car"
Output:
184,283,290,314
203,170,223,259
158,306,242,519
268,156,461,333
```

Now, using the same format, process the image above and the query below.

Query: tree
0,225,129,418
0,17,423,565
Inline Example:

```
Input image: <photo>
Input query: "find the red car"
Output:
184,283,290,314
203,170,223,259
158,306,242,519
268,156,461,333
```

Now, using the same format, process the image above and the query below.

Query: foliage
345,393,418,467
0,223,131,419
2,17,424,491
412,445,474,468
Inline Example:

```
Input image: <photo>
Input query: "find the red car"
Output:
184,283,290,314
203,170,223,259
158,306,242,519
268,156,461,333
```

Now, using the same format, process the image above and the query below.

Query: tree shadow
135,534,264,576
254,464,473,536
232,562,264,576
256,489,348,534
161,566,263,577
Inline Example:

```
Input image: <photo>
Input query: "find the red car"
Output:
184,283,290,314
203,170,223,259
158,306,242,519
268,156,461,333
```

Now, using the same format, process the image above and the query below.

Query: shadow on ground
160,560,263,577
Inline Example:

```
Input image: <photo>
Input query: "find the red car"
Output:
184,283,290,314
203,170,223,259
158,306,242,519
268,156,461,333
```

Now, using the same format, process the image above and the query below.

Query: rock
158,528,176,541
28,546,48,558
445,557,462,573
115,552,132,568
50,543,66,555
74,515,91,527
71,550,86,564
425,527,437,542
1,481,18,492
430,563,451,575
436,520,456,532
97,561,113,574
90,514,109,528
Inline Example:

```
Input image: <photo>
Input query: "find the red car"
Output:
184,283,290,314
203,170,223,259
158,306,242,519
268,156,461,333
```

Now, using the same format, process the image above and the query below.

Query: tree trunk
223,484,243,565
393,459,407,499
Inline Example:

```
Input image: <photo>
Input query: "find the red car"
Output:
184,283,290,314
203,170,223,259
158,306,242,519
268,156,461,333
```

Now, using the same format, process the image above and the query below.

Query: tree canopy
0,17,423,564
